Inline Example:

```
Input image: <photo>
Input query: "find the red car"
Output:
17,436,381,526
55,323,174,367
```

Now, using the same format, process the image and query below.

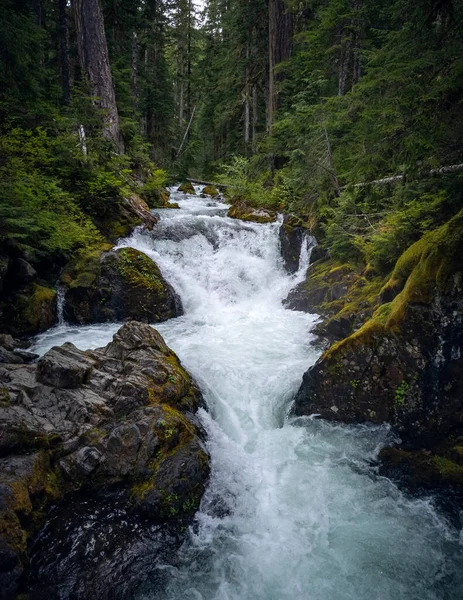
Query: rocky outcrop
227,201,277,224
62,246,183,325
285,257,383,343
294,210,463,447
0,321,209,598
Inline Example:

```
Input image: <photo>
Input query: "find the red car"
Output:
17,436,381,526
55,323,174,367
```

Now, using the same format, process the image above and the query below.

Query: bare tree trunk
73,0,123,152
268,0,293,131
252,84,258,153
58,0,71,105
131,31,138,117
338,37,350,96
244,44,250,150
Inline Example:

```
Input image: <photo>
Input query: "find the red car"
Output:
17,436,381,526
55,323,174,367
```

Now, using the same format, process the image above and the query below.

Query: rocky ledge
0,321,209,599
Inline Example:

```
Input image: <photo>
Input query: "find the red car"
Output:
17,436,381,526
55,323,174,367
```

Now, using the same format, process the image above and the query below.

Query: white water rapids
33,190,463,599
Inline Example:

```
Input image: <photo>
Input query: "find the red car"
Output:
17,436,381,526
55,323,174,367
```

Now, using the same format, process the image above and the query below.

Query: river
32,189,463,599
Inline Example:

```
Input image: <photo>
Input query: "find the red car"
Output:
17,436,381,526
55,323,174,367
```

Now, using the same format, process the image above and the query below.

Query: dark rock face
63,247,183,325
294,211,463,448
278,216,314,274
0,321,209,598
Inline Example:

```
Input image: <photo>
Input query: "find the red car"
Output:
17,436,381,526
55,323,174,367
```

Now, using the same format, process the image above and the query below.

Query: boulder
0,321,209,597
63,246,183,325
227,202,277,224
202,185,219,197
177,182,196,194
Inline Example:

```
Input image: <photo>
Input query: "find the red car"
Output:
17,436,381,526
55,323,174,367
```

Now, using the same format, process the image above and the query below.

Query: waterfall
32,191,463,600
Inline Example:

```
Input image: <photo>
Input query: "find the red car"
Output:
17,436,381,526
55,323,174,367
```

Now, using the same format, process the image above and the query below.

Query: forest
1,0,463,598
1,0,462,289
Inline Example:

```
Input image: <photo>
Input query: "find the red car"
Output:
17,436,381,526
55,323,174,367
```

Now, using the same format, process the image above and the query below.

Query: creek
32,190,463,599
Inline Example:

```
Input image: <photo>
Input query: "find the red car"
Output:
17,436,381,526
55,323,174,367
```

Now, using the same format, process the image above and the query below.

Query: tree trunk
268,0,293,131
58,0,71,105
131,31,138,117
73,0,123,152
252,84,258,153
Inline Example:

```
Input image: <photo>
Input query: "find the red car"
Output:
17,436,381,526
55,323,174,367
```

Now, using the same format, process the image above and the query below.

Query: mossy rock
63,247,183,324
294,210,463,449
177,182,196,194
227,202,277,223
5,284,57,336
202,185,219,197
379,445,463,492
141,186,177,209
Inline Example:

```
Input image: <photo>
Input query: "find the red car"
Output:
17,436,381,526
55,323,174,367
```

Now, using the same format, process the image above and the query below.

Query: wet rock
15,259,37,285
202,184,219,197
63,247,183,325
177,181,196,194
279,215,313,274
227,202,277,224
0,321,209,597
284,258,382,343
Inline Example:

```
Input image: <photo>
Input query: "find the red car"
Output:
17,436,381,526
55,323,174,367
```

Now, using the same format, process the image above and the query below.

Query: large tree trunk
131,31,138,117
58,0,71,105
267,0,293,131
73,0,123,151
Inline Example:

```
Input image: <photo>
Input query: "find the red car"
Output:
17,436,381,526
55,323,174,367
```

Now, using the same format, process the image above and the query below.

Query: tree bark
268,0,293,131
58,0,71,105
73,0,123,152
131,31,138,117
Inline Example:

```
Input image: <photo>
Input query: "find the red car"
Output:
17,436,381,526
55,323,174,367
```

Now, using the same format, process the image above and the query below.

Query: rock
141,185,177,209
0,256,9,295
227,202,277,224
0,321,209,597
0,335,16,351
279,215,314,274
202,185,219,197
63,247,183,325
11,350,38,363
294,210,463,448
177,182,196,194
0,348,23,364
5,284,57,336
284,258,382,342
94,195,157,243
15,258,37,285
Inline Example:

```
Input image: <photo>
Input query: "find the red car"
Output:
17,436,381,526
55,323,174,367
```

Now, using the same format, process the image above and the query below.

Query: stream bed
32,190,463,599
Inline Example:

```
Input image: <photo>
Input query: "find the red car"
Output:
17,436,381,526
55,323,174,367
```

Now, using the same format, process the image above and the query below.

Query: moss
178,182,195,194
228,203,277,223
202,185,219,196
116,248,166,295
61,243,112,288
381,209,463,330
12,284,57,335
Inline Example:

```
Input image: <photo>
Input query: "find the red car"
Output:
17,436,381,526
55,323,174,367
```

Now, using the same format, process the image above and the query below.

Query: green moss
394,380,410,406
202,185,219,196
61,243,112,288
178,182,195,194
116,247,166,295
228,203,277,223
382,209,463,330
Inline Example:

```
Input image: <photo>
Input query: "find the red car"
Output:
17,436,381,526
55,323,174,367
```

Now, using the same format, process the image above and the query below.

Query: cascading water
32,190,463,599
